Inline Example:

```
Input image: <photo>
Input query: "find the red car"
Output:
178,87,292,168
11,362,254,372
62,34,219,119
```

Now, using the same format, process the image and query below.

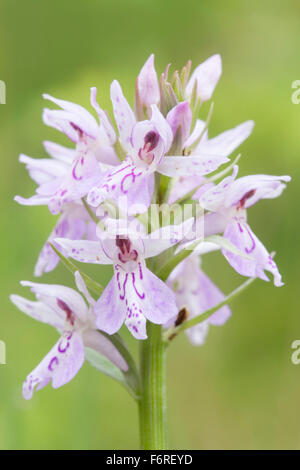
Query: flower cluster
11,54,290,398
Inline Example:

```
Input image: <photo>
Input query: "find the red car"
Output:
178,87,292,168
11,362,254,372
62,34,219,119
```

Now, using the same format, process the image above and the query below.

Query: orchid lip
116,236,139,263
137,130,159,165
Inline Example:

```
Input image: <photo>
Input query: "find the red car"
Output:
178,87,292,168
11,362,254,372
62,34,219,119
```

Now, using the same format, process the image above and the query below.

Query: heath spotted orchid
11,52,290,450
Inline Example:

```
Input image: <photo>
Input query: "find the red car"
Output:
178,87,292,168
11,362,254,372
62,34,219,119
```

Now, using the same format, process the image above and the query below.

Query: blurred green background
0,0,299,450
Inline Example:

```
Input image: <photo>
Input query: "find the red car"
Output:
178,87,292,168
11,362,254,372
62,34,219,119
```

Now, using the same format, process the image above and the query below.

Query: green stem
138,324,168,450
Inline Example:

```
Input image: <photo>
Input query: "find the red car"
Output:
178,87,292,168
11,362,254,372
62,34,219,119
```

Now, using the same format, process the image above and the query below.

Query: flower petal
130,120,165,169
110,80,136,151
223,219,283,286
168,175,210,204
10,295,63,330
136,54,160,107
82,328,128,371
225,174,291,209
168,256,231,346
111,266,148,339
19,154,68,185
199,166,239,212
184,119,207,148
186,54,222,101
137,267,178,325
54,238,112,264
95,277,127,335
20,280,88,323
22,331,85,399
195,121,254,157
43,94,99,141
35,212,86,277
87,160,152,213
166,101,192,143
187,321,210,346
90,87,116,145
157,154,229,177
203,212,228,236
14,194,51,207
143,218,195,258
43,141,76,164
149,105,173,152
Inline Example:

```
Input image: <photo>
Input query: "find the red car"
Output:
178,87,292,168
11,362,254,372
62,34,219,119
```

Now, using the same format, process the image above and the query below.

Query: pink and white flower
168,118,255,204
168,255,231,345
135,54,160,117
10,272,128,399
55,219,194,339
15,89,118,214
34,202,96,277
87,81,230,213
185,54,222,102
199,166,291,285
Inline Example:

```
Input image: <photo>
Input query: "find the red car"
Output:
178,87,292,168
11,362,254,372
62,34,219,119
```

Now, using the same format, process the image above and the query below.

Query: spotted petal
54,238,113,265
138,267,178,325
143,218,195,258
87,160,153,213
199,166,239,212
110,80,136,151
22,331,85,399
166,101,192,143
95,264,177,340
223,219,283,286
21,280,89,323
35,211,86,277
94,276,127,336
157,154,229,177
225,174,291,209
43,94,99,142
136,54,160,108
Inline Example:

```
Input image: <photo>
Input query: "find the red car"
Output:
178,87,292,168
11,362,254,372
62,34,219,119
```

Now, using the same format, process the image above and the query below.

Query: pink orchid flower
55,218,194,339
87,80,229,213
199,166,291,286
167,255,231,345
10,272,128,399
15,89,118,214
